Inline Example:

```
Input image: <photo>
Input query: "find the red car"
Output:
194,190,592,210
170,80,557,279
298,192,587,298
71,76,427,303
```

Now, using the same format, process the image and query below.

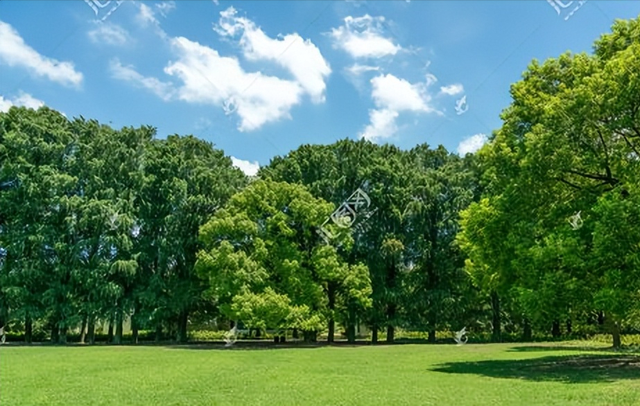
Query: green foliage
459,15,640,346
196,179,371,337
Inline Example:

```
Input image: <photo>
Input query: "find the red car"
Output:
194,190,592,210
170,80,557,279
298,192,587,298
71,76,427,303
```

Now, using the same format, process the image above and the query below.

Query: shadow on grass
164,340,396,351
165,338,459,351
507,345,612,353
432,354,640,383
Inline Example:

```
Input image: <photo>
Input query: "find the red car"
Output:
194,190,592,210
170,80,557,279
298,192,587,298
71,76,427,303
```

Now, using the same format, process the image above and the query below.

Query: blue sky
1,1,639,175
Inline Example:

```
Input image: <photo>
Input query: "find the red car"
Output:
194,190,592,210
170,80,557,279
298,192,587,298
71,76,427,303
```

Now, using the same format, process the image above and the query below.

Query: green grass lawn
1,341,639,406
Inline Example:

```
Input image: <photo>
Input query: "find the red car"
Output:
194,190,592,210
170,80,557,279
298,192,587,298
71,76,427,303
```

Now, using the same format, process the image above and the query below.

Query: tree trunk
59,325,67,344
24,313,33,344
51,324,59,344
327,285,336,343
303,330,317,342
490,291,501,342
427,308,437,343
87,317,95,345
131,303,140,344
612,323,621,349
177,310,189,343
132,317,139,345
551,320,561,338
566,318,572,335
386,303,396,343
523,318,532,341
386,324,394,344
605,315,622,348
155,324,163,342
107,320,114,343
292,329,298,339
114,312,123,345
346,304,356,344
80,315,87,344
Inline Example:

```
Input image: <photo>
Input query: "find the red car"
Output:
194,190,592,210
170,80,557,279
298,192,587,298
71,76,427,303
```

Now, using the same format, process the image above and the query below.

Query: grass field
1,341,639,406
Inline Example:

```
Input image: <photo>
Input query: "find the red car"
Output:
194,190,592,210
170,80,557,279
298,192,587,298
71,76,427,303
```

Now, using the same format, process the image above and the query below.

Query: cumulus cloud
215,7,331,103
360,73,437,142
110,59,176,101
457,133,487,155
329,15,401,59
0,20,83,87
0,92,45,112
439,83,464,96
231,156,260,176
360,109,399,143
165,36,303,131
370,74,433,113
88,22,130,46
114,7,329,132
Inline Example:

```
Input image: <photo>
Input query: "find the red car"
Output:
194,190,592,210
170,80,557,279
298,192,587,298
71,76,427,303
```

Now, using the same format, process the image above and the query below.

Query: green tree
459,16,640,347
196,180,371,341
136,135,246,342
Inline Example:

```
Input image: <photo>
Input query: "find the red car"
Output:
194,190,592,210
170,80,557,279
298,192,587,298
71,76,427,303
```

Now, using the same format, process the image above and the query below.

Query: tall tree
196,180,371,341
137,135,246,342
459,16,640,347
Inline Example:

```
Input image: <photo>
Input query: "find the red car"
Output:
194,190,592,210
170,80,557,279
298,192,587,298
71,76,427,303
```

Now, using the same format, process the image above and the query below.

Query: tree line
1,16,638,347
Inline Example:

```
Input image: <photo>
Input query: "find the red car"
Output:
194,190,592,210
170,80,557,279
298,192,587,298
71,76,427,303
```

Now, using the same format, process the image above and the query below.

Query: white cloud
137,3,157,25
359,74,438,142
329,15,401,59
440,83,464,96
215,7,331,103
136,3,168,38
231,156,259,176
0,20,83,87
360,108,398,142
155,1,176,18
346,63,380,76
0,92,45,112
165,36,303,131
115,7,328,132
344,63,380,91
109,59,176,101
370,74,432,113
457,133,487,155
88,22,130,46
